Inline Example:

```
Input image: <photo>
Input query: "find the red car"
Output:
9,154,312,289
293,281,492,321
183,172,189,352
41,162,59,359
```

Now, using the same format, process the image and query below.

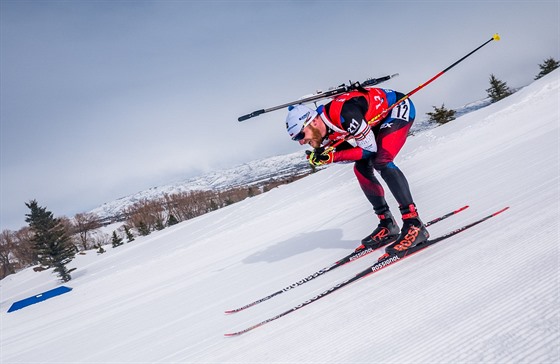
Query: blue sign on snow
7,286,73,313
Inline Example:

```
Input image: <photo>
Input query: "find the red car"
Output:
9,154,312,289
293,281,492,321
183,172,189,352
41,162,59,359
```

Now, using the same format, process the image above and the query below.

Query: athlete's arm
333,98,377,162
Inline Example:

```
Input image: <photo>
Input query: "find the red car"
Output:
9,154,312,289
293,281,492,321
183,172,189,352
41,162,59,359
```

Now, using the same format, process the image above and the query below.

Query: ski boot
384,204,430,256
355,211,400,252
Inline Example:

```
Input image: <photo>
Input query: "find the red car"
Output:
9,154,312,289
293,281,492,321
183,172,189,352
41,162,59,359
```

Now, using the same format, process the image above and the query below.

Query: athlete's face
298,117,325,148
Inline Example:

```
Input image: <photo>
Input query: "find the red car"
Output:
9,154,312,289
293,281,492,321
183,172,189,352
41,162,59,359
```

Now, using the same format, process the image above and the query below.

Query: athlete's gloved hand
306,147,334,166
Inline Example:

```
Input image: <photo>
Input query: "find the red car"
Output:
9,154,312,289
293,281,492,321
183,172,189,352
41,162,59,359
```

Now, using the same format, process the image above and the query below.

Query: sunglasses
291,128,306,141
291,116,313,141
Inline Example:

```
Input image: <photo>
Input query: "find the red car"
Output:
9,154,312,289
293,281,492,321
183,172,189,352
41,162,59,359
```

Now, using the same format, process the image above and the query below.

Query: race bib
390,99,412,121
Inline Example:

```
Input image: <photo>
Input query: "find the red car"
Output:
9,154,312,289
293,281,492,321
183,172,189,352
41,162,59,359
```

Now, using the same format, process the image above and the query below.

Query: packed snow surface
1,70,558,363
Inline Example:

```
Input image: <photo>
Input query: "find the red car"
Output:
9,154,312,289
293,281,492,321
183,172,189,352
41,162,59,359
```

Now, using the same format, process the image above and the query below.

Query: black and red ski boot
385,204,430,255
356,211,400,252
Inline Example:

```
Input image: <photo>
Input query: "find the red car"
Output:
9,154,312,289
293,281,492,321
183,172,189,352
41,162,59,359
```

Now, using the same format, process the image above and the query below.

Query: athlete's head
286,104,316,140
285,104,325,148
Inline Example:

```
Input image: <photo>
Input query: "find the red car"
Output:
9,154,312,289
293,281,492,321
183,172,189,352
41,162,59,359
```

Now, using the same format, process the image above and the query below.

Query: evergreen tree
535,57,559,80
167,214,179,227
426,104,456,125
25,200,75,282
111,231,124,248
96,244,106,254
124,225,135,242
486,74,512,103
137,221,150,236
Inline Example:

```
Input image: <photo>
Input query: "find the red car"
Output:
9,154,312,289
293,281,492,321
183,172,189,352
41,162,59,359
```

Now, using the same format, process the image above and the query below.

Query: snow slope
1,70,558,363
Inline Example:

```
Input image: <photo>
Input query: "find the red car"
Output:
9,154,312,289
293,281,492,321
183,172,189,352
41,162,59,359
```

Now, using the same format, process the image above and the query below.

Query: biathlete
285,87,429,255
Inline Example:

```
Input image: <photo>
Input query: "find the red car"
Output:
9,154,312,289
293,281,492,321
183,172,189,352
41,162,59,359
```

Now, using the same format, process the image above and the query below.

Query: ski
224,205,469,314
224,207,508,336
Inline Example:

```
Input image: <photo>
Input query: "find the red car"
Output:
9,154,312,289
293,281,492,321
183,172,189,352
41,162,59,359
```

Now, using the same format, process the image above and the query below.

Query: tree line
0,175,310,281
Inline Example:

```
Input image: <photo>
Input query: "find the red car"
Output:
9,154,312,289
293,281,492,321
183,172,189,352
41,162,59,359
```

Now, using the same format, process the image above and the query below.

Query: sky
1,0,559,231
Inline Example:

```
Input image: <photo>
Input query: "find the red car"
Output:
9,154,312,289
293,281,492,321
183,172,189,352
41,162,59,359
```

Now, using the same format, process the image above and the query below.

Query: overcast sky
1,0,558,231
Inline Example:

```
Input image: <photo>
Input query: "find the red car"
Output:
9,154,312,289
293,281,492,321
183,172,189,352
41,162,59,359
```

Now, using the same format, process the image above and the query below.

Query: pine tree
426,104,456,125
124,225,135,242
535,57,559,80
167,214,179,227
155,219,165,231
25,200,75,282
486,74,512,103
96,244,106,254
137,221,150,236
111,231,124,248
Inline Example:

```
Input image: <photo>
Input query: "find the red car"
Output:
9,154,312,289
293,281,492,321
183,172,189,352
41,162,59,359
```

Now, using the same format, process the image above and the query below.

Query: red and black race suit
321,88,417,214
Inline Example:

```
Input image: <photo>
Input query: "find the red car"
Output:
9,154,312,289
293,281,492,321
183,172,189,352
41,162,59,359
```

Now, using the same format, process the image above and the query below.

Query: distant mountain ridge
90,152,313,220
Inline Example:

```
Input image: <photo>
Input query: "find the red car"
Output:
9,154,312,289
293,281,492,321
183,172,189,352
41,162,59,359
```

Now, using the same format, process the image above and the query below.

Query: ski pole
370,33,501,126
325,33,501,152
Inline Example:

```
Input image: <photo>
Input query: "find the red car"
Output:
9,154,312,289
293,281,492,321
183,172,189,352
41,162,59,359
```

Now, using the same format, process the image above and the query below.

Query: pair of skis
224,206,509,336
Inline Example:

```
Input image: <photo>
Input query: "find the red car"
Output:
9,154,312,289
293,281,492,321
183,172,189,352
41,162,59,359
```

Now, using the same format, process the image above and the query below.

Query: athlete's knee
354,162,384,196
373,159,397,172
354,158,373,178
354,163,370,184
354,161,378,186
